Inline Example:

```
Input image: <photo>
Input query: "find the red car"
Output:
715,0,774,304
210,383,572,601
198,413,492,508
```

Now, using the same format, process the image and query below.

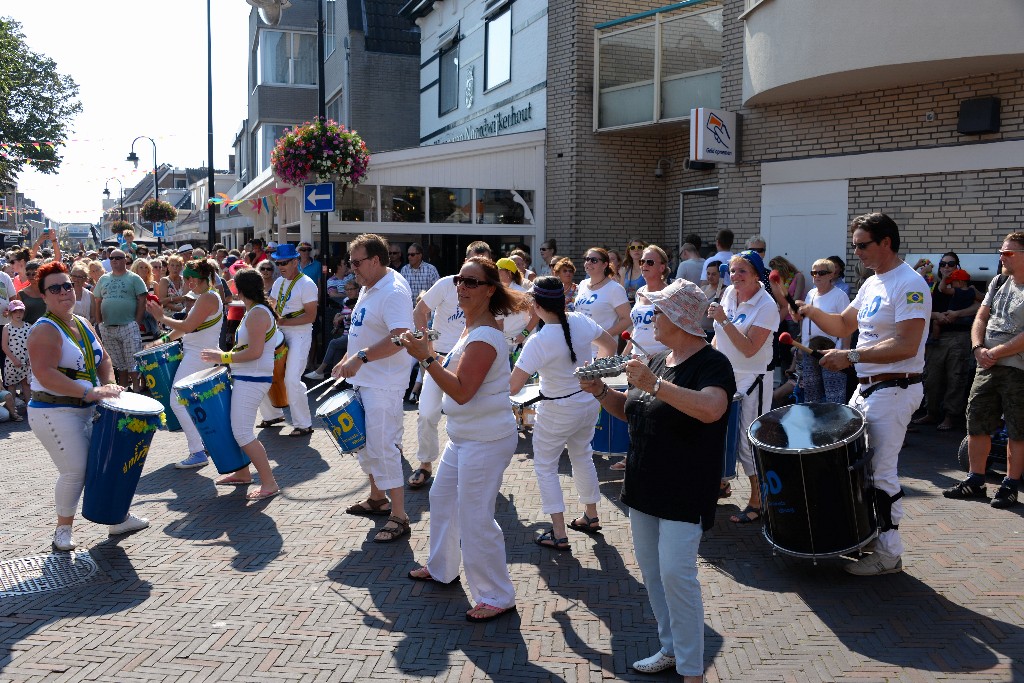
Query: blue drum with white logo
173,367,250,474
748,403,873,560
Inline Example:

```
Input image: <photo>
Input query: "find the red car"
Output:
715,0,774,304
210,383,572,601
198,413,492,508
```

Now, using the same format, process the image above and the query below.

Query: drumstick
305,377,335,395
621,331,652,358
317,376,346,401
778,332,824,360
769,270,800,316
714,263,727,301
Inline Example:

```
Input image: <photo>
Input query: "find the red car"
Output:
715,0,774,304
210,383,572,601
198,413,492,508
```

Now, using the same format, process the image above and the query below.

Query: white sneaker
632,651,676,673
844,551,903,576
108,513,150,536
52,525,75,551
304,370,324,380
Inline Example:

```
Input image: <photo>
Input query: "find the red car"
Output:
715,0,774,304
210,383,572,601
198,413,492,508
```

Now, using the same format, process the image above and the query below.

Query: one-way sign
303,182,335,213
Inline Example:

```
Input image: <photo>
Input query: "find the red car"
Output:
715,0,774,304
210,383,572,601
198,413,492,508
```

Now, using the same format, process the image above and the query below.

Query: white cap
177,243,194,254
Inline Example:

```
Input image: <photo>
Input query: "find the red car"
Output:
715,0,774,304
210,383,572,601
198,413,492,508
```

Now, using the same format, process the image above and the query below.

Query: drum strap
521,389,584,407
746,374,766,416
232,323,278,352
275,275,303,316
859,375,923,400
871,487,904,532
194,312,222,332
45,313,99,387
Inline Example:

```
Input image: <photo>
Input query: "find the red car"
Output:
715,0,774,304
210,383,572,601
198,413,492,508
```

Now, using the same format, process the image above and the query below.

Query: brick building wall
348,33,420,153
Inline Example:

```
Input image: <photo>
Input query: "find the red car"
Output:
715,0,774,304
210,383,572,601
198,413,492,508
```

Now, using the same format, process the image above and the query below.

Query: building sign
433,102,535,145
690,108,739,164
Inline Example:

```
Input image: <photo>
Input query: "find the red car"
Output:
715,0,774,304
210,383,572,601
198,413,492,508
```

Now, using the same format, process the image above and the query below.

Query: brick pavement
1,394,1023,682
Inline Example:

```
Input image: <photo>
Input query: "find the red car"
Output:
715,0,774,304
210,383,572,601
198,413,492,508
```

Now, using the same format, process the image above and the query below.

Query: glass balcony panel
598,25,656,128
660,9,722,119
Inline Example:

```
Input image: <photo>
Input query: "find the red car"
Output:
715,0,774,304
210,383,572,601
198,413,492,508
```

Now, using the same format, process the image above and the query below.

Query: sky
8,1,252,224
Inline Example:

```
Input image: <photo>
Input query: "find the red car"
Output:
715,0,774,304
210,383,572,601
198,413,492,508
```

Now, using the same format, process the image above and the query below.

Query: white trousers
850,382,921,557
630,508,705,677
354,387,405,491
170,352,212,454
532,399,601,514
232,379,272,448
426,433,517,608
30,406,94,518
735,371,771,478
414,367,444,464
259,326,313,428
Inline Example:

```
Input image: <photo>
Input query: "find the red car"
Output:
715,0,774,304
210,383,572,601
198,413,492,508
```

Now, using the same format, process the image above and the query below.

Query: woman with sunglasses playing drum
27,261,148,552
401,257,528,623
574,248,631,352
146,259,224,470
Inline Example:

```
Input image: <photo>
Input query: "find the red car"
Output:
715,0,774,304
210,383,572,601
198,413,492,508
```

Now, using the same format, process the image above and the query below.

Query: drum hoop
747,405,866,455
761,526,878,560
173,367,229,391
98,396,165,416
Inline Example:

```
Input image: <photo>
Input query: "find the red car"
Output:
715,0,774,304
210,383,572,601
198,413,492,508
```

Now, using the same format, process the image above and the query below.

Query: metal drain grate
0,553,99,597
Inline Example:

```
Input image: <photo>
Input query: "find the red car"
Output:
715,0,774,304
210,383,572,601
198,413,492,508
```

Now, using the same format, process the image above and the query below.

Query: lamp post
206,0,217,252
126,136,162,254
316,0,330,356
103,177,125,222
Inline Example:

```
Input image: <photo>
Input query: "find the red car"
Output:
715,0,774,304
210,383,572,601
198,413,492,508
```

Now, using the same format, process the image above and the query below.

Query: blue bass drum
173,367,251,474
134,341,183,431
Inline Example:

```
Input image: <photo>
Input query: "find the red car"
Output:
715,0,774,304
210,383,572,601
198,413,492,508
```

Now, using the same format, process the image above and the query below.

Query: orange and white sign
690,108,738,164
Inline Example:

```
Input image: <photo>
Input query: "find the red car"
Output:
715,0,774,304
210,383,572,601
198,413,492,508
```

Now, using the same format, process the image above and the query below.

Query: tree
0,17,82,190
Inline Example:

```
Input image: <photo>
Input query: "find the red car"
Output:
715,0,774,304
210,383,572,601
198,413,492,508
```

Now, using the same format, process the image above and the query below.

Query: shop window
429,188,472,223
485,7,512,91
477,189,534,224
339,185,377,222
382,186,425,222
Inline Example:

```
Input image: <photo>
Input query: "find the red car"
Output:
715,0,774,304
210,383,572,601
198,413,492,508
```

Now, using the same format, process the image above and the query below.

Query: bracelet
220,351,233,364
971,344,985,353
595,384,609,401
82,386,91,401
652,377,662,396
521,329,531,337
159,334,170,344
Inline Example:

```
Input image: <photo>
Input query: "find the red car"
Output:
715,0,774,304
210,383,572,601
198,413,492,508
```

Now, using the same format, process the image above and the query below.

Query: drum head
317,389,357,416
134,341,180,359
173,366,227,390
99,392,165,415
749,403,864,454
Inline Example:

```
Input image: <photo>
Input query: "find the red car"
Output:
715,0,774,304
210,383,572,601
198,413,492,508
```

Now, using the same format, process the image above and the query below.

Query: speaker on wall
957,97,1000,135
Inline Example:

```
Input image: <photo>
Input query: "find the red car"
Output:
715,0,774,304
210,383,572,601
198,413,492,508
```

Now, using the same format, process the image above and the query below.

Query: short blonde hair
167,254,184,267
811,258,834,274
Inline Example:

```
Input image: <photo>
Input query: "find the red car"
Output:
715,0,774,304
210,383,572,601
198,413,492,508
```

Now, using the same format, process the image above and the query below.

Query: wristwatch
419,355,435,371
357,350,370,363
847,349,861,364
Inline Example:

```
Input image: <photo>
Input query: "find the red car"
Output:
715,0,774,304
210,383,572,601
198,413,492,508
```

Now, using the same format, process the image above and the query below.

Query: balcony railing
595,0,722,132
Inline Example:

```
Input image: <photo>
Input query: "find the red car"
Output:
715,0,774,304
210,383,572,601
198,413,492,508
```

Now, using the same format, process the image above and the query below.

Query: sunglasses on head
45,282,74,294
453,275,486,288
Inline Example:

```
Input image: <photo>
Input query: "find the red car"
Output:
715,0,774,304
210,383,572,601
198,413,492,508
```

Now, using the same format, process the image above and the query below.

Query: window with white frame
439,44,459,115
327,94,343,124
257,123,292,172
485,6,512,91
259,30,318,86
324,0,336,58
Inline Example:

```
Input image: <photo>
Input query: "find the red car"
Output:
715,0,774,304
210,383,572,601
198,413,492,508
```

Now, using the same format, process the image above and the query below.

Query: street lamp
103,177,125,222
127,135,162,254
206,0,216,252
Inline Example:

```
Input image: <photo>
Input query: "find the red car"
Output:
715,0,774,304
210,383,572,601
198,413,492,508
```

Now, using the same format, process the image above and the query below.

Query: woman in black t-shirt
580,279,735,681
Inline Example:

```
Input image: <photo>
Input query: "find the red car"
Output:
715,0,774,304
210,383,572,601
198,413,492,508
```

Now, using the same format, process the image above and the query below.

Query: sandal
567,514,602,534
346,498,391,516
247,488,279,501
730,505,761,524
407,467,432,489
10,413,23,422
256,417,286,428
287,426,315,437
535,528,571,551
373,515,411,543
215,476,252,486
719,482,732,499
466,603,516,623
609,459,626,471
408,566,460,584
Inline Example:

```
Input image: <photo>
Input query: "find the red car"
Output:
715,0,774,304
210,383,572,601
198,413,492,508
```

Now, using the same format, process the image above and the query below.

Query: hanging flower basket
140,198,177,223
271,117,371,190
110,220,133,235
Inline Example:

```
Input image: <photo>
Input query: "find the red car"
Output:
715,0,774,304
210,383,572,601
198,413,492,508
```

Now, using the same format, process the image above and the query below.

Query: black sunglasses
45,282,74,294
751,247,766,254
453,275,486,288
299,248,312,252
407,252,421,256
640,258,659,267
851,240,877,251
276,259,296,266
259,267,274,272
584,256,603,264
110,256,126,261
810,270,832,277
939,260,957,267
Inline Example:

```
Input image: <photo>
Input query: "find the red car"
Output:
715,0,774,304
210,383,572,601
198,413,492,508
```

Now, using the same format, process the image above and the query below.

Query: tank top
181,291,224,354
230,304,283,378
29,314,104,401
20,291,46,325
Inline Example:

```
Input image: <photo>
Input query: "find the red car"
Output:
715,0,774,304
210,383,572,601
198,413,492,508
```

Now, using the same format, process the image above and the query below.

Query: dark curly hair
233,268,279,320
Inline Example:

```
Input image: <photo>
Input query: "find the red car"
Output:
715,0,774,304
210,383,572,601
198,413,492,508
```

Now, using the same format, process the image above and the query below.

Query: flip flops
256,417,286,428
408,567,461,584
247,488,280,501
466,603,517,623
408,468,432,489
215,476,252,486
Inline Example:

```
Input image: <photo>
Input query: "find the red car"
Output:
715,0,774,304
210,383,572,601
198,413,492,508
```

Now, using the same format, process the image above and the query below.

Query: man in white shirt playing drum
332,234,414,543
799,212,930,576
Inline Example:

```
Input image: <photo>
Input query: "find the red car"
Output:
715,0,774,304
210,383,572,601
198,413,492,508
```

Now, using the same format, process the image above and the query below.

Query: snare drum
267,342,289,408
592,374,629,454
82,393,165,525
511,386,542,430
173,367,251,474
316,389,367,453
722,392,743,480
749,403,875,560
134,341,183,431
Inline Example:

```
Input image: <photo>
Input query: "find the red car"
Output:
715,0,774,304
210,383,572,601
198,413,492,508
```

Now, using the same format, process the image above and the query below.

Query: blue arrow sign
152,221,166,238
303,183,335,213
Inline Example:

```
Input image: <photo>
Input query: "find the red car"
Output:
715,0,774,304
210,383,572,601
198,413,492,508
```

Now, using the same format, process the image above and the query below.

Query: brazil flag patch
906,291,925,304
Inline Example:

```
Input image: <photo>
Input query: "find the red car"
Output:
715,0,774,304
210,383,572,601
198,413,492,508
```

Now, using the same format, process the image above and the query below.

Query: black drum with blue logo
748,403,875,560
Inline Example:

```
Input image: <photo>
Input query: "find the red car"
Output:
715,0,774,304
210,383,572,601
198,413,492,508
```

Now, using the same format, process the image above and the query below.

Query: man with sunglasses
93,249,148,392
798,212,930,575
331,233,414,543
297,242,321,284
944,232,1024,509
400,243,439,303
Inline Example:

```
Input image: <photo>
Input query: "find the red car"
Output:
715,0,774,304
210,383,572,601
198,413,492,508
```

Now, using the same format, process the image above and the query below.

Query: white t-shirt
711,250,733,285
629,287,669,357
419,275,464,354
499,282,531,349
515,313,603,403
801,286,850,350
714,285,780,374
348,269,414,391
270,274,318,328
441,326,516,442
574,278,628,334
851,260,930,376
